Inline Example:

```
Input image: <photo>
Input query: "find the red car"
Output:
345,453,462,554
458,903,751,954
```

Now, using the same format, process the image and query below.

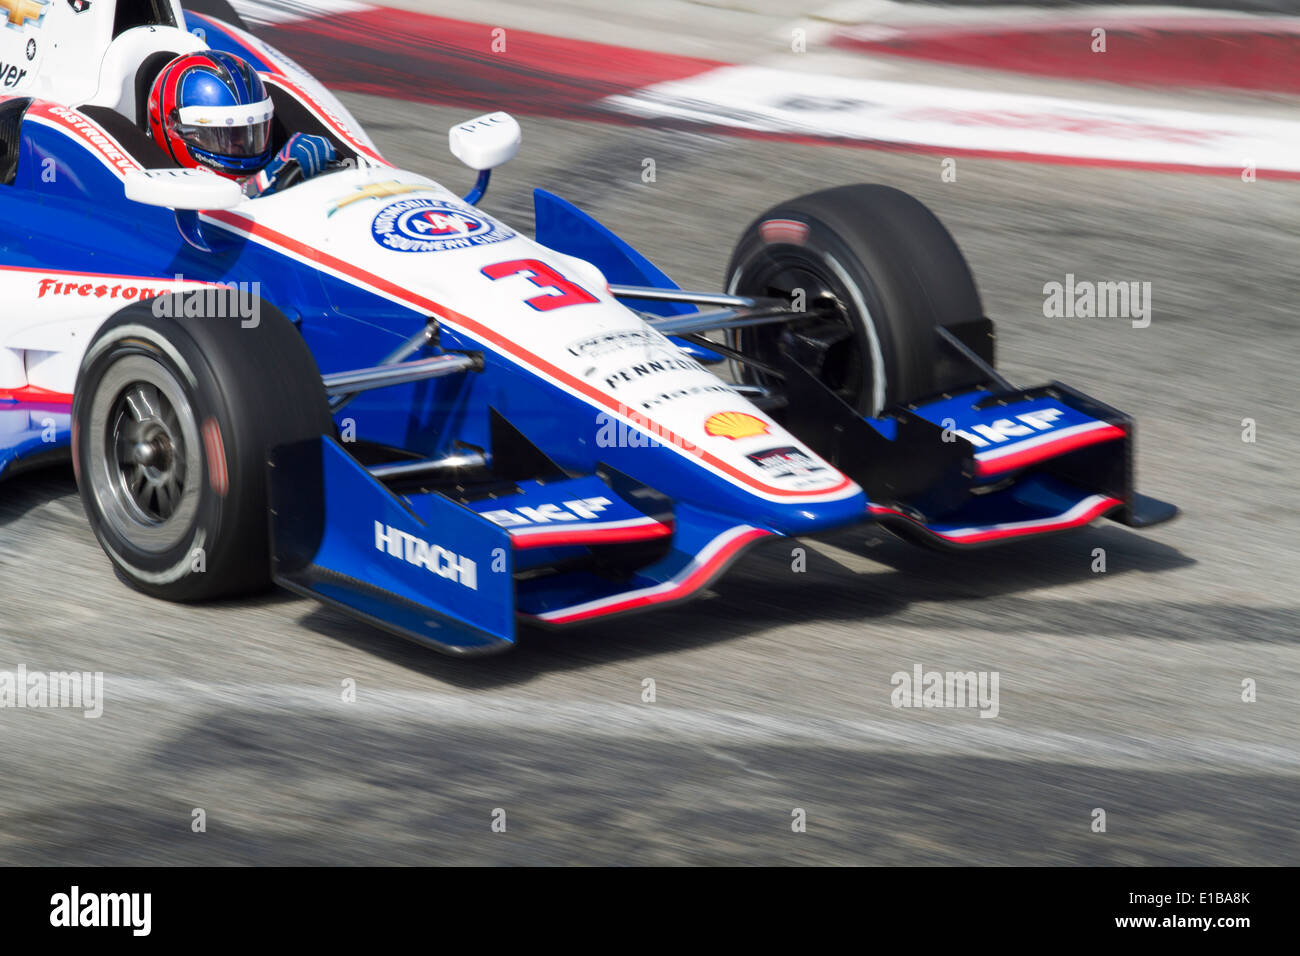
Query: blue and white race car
0,0,1176,653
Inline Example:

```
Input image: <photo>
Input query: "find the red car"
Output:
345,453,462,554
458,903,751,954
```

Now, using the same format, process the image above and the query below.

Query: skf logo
374,522,477,589
480,497,613,528
954,408,1064,447
2,0,47,29
704,411,770,440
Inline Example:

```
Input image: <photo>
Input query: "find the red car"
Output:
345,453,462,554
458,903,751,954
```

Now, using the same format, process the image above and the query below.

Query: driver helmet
147,51,274,179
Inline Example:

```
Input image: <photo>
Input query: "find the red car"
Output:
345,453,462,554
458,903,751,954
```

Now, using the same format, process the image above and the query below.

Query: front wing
268,365,1175,654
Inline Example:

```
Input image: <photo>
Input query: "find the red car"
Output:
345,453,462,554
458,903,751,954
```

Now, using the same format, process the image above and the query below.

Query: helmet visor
174,118,272,158
173,97,274,160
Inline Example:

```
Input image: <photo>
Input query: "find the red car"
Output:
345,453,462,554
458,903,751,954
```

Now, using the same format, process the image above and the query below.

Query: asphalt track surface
2,7,1299,865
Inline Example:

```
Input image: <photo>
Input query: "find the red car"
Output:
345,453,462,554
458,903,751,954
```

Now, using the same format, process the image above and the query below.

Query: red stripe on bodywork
974,424,1126,477
870,496,1122,544
23,101,144,176
511,521,673,550
187,11,286,76
203,208,853,501
260,73,390,166
532,526,770,623
0,385,73,405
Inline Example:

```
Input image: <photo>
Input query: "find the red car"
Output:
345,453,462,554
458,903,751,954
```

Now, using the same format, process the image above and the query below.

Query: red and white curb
233,1,1300,177
601,65,1300,177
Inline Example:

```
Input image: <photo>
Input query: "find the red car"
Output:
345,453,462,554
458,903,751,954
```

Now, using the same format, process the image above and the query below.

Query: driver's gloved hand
253,133,338,196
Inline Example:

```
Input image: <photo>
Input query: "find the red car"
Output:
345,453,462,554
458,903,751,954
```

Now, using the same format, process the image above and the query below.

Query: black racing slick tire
72,290,333,602
725,184,985,416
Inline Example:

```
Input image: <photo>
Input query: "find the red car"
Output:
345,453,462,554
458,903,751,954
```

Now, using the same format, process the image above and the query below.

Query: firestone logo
38,276,161,302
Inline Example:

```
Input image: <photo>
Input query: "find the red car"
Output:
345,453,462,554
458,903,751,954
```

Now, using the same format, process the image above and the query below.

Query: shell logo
704,411,770,440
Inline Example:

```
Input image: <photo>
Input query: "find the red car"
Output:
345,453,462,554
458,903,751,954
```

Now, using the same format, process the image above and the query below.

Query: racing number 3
482,258,599,312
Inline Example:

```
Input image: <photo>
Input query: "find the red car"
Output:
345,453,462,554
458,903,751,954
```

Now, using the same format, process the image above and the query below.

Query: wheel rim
729,253,866,409
86,353,204,554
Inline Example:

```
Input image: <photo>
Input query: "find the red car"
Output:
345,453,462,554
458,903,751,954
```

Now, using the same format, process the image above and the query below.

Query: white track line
100,676,1300,771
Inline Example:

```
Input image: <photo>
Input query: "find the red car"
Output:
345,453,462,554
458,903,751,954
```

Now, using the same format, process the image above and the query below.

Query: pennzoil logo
704,411,770,440
371,197,514,253
1,0,47,30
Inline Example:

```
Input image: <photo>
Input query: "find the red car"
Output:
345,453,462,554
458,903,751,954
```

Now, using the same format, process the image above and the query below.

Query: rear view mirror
124,168,244,210
449,112,521,171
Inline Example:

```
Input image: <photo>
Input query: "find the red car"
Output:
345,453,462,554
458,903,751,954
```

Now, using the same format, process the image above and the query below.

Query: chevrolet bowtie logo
1,0,47,29
327,181,432,216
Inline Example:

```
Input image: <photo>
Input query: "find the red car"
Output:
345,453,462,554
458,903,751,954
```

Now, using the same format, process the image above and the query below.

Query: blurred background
1,0,1297,865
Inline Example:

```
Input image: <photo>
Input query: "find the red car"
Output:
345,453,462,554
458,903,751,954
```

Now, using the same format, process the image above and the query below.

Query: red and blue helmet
148,51,274,178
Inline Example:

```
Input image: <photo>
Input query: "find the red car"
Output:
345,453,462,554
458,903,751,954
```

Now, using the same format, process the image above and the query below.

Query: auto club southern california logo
371,197,514,253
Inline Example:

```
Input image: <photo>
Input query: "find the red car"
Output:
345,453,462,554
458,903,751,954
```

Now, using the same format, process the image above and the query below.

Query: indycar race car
0,0,1176,653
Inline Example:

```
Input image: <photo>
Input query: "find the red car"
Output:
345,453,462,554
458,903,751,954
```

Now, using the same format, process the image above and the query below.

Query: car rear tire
72,290,333,602
725,183,985,416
